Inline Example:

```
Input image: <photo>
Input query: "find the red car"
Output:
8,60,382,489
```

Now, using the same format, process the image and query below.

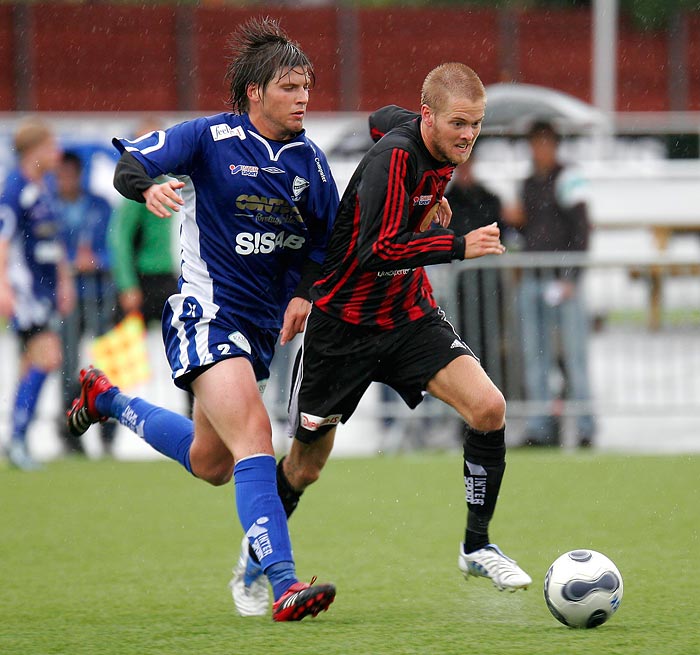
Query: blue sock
98,391,194,474
234,455,297,600
244,556,264,586
11,367,47,443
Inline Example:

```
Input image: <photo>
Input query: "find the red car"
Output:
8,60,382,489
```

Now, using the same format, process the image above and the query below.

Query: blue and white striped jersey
0,169,64,330
113,112,339,330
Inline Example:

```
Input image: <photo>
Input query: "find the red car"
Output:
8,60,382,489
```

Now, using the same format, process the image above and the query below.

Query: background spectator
56,150,117,456
108,118,178,327
0,118,75,470
504,119,595,447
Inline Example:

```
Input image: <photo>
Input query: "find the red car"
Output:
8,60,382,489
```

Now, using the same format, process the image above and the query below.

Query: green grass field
1,450,698,655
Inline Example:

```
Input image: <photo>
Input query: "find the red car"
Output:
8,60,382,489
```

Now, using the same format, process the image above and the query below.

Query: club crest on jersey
413,194,433,206
229,164,259,177
291,176,310,201
210,123,246,141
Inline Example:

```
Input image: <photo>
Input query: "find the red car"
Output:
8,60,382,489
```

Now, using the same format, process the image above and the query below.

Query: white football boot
458,543,532,592
229,536,270,616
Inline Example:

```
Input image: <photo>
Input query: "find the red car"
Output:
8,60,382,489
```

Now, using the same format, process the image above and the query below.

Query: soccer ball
544,549,623,629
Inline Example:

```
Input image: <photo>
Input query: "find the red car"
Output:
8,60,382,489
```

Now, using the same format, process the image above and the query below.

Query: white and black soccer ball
544,549,623,629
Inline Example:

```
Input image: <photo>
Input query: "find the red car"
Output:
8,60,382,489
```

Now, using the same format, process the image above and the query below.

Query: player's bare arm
142,180,185,219
57,258,76,316
435,196,452,227
0,240,15,318
280,296,311,345
464,222,506,259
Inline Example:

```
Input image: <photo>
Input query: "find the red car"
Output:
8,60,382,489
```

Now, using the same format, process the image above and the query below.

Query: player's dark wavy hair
225,16,315,114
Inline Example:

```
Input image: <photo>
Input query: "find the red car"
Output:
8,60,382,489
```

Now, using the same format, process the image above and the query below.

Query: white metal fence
1,252,699,459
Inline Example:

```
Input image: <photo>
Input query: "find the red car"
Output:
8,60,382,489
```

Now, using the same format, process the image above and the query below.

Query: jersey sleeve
0,198,18,241
369,106,419,143
356,147,463,271
112,117,206,179
555,167,589,209
108,199,142,291
303,147,339,267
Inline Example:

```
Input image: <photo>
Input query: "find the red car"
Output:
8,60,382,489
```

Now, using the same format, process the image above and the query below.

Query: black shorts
290,306,475,443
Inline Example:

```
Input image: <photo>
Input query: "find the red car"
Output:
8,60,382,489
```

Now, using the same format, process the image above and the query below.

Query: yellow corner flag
91,313,151,390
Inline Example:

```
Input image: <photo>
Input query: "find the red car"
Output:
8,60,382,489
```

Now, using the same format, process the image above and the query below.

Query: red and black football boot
272,577,336,622
66,367,114,437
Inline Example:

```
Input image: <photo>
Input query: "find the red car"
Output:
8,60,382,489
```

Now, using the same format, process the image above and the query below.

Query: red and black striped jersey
311,108,466,329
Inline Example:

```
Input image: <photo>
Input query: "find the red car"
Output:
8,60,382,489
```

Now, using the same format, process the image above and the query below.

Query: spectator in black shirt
446,158,508,377
505,119,595,447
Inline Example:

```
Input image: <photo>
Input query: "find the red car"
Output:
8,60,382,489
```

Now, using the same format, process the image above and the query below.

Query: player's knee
203,468,234,486
196,461,234,486
470,390,506,432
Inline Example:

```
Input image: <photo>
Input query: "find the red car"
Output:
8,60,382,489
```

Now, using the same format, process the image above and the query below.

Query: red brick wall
517,9,592,100
618,15,668,111
357,8,500,112
686,13,700,110
0,5,15,110
193,7,340,112
0,4,695,113
30,4,178,111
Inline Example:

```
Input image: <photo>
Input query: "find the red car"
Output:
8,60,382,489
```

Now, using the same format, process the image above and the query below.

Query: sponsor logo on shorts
229,164,259,177
413,194,433,206
228,331,252,354
210,123,246,141
300,412,342,431
450,338,467,349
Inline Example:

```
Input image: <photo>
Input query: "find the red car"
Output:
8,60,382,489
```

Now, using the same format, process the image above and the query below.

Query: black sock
276,455,303,518
248,456,303,564
462,425,506,553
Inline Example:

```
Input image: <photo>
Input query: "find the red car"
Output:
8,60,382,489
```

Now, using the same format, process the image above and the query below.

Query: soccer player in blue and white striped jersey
67,17,338,621
0,119,75,471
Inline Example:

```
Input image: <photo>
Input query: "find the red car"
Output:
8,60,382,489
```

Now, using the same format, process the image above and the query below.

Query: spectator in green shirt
108,119,178,325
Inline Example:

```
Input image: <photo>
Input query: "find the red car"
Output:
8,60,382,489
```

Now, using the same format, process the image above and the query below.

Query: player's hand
75,244,97,273
119,288,143,315
434,196,452,228
143,180,185,218
464,223,506,259
280,297,311,345
419,197,452,231
57,274,77,316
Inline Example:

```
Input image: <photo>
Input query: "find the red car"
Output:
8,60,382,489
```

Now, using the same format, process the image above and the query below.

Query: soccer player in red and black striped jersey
276,63,532,593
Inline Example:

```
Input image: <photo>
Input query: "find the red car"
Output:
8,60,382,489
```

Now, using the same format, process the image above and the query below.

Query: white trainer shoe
458,543,532,592
229,536,269,616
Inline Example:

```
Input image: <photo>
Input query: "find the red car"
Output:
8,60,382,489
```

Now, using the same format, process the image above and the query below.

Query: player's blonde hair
14,118,53,156
421,63,486,114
